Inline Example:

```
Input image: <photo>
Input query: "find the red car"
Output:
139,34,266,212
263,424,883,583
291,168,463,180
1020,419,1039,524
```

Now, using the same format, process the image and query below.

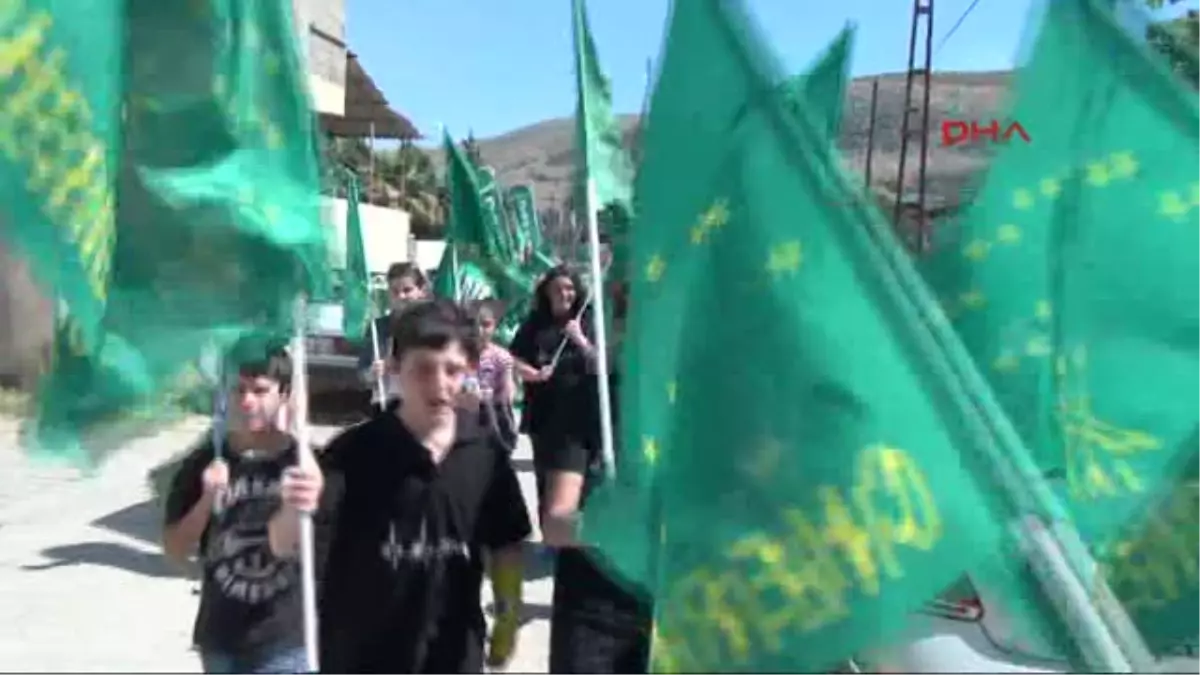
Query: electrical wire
935,0,986,54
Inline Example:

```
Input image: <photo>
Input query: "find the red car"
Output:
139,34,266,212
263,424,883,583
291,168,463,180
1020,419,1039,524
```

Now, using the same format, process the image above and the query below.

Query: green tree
375,143,445,237
1147,10,1199,88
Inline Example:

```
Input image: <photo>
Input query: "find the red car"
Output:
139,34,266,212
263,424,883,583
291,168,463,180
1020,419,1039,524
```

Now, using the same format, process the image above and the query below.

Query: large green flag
571,0,635,271
582,1,1070,671
342,171,369,338
571,0,634,216
571,0,636,357
16,0,330,465
783,24,855,141
921,0,1199,656
0,0,123,356
922,0,1198,547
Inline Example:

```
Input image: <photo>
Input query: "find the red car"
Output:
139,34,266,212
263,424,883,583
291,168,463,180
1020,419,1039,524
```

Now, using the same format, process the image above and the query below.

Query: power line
935,0,985,54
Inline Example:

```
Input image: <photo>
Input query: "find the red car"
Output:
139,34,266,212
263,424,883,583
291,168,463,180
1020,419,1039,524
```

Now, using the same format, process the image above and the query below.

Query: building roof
320,52,420,140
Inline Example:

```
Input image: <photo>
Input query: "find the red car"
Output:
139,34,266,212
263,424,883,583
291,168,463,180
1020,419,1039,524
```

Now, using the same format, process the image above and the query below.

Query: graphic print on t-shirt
205,470,296,605
378,515,470,570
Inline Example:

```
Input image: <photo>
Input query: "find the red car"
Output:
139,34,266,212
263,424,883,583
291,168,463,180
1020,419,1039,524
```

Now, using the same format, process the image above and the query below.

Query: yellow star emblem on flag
1013,189,1034,210
765,241,802,276
1158,191,1191,220
643,436,660,465
645,254,666,282
963,239,990,261
995,224,1022,244
1085,161,1111,187
1108,151,1138,179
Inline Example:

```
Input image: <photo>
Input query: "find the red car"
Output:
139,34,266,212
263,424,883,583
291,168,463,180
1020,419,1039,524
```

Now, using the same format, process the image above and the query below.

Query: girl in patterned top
470,299,519,453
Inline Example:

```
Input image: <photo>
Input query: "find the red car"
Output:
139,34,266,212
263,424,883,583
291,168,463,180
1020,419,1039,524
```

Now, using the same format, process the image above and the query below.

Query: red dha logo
941,119,1031,147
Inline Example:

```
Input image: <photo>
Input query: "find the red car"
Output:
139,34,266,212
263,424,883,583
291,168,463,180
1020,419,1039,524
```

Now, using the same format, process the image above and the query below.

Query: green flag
432,242,461,301
582,2,1071,671
505,184,536,264
571,0,636,356
18,0,330,465
783,24,855,141
923,0,1198,546
477,165,517,263
0,0,124,356
441,130,508,264
342,171,369,338
508,184,551,262
432,131,538,338
921,0,1199,656
571,0,635,258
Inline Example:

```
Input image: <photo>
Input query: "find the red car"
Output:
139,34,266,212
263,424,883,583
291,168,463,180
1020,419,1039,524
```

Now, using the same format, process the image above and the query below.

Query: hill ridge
436,70,1014,212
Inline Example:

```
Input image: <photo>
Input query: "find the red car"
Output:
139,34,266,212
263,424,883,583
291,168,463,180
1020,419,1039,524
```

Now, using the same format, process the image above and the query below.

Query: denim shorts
200,645,310,674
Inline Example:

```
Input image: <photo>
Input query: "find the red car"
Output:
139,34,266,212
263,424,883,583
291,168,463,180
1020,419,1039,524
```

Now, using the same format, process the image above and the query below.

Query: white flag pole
290,295,320,673
368,315,386,410
582,178,616,479
210,353,228,514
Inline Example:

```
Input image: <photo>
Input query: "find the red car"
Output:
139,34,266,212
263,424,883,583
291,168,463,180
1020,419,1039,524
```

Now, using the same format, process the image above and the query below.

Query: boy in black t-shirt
162,342,306,674
271,299,532,673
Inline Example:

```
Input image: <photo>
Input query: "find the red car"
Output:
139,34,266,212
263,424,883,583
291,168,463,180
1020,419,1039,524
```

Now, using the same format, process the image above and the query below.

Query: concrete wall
322,197,414,274
294,0,347,116
414,240,447,275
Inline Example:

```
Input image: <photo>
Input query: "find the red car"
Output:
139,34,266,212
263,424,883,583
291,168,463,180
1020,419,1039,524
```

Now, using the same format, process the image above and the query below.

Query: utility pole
893,0,935,254
863,79,880,197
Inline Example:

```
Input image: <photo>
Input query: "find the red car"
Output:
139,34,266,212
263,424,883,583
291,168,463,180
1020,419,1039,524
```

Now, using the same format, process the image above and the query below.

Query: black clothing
529,432,556,520
314,409,532,674
480,400,518,455
164,437,304,661
509,315,600,441
544,382,652,674
511,313,601,520
549,609,651,674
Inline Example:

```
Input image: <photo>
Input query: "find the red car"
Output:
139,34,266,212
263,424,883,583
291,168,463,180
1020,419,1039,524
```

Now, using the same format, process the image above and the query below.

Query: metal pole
289,296,320,673
582,179,616,478
915,1,935,253
892,0,924,228
1020,517,1134,672
863,79,880,195
368,121,376,202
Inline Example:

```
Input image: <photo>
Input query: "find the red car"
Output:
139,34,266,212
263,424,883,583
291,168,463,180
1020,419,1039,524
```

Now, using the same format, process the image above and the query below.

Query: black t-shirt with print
163,437,304,658
314,408,533,674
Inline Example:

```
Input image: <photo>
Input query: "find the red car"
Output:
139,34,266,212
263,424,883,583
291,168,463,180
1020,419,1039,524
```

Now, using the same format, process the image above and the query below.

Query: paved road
0,414,551,673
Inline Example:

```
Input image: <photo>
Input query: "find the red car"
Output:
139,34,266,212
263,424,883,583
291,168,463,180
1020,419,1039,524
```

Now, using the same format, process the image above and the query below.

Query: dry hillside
446,70,1014,212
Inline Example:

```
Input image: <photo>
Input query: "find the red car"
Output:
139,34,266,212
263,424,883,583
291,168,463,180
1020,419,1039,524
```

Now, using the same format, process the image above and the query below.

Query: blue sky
346,0,1197,141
